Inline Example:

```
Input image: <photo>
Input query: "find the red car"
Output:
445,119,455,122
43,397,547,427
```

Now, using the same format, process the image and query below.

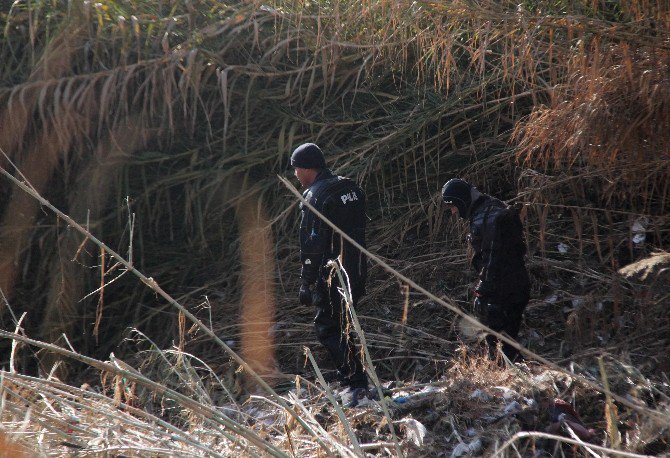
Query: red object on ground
544,399,597,441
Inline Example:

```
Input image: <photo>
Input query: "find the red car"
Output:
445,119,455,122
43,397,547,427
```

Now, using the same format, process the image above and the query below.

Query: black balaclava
441,178,473,218
290,143,327,169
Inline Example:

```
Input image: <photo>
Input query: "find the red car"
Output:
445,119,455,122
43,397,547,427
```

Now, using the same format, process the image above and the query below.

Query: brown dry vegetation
0,0,669,456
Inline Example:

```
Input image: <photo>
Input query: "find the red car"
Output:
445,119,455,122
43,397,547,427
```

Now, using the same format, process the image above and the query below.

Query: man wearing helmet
441,178,530,361
290,143,371,407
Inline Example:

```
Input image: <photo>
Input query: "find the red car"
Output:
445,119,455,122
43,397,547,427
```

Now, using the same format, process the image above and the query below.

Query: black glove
474,297,507,331
475,280,494,298
299,283,313,305
473,297,486,319
311,284,325,306
487,302,509,329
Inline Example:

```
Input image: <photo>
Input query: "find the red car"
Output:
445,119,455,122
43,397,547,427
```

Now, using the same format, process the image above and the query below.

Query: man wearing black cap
290,143,371,407
441,178,530,361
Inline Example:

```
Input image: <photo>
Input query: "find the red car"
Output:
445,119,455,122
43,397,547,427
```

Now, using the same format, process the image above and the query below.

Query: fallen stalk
304,348,362,458
0,371,223,458
0,330,272,457
0,159,335,456
329,260,402,457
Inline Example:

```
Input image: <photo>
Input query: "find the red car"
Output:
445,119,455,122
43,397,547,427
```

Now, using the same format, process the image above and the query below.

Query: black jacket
468,195,530,302
299,169,367,289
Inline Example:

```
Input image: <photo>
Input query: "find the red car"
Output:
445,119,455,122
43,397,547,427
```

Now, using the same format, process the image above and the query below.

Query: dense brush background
0,0,669,456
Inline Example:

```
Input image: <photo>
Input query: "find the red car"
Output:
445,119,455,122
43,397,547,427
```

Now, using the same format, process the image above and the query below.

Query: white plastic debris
418,385,439,395
259,4,278,13
244,405,283,428
545,294,558,303
397,418,427,447
557,242,569,253
469,389,491,402
526,330,545,346
451,438,483,458
524,397,538,409
467,438,483,455
287,387,308,398
632,217,648,244
504,400,522,415
494,386,519,401
451,442,469,457
532,372,553,384
571,297,585,309
355,396,375,408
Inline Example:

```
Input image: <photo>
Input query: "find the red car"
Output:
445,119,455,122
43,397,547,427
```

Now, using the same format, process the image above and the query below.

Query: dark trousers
474,296,528,361
313,280,367,388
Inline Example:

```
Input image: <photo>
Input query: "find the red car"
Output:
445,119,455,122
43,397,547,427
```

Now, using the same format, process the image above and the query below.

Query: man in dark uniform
441,178,530,361
290,143,370,406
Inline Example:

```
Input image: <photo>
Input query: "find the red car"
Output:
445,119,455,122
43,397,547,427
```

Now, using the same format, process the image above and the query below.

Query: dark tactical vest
300,170,367,288
468,196,529,302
